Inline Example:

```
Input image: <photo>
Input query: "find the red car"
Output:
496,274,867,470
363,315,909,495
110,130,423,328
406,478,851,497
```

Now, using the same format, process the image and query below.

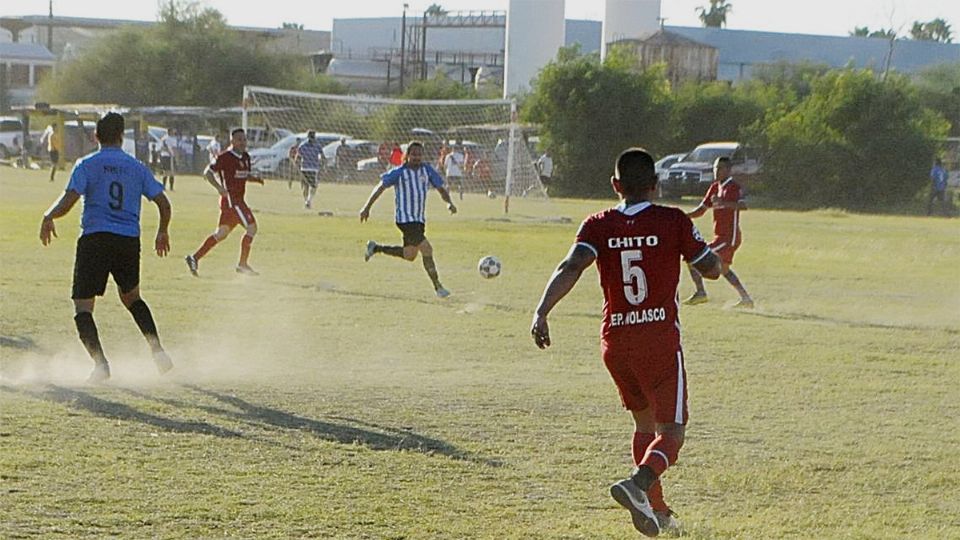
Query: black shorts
301,170,318,187
160,155,173,173
49,150,60,164
396,222,426,247
539,175,551,186
72,232,141,299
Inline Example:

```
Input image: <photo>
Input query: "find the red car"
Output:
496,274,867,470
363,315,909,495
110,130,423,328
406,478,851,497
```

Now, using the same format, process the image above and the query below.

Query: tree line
522,45,955,211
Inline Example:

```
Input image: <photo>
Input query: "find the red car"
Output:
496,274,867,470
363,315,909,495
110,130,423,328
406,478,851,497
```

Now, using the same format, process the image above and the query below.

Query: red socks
632,432,668,512
194,235,219,260
640,433,682,477
239,234,254,266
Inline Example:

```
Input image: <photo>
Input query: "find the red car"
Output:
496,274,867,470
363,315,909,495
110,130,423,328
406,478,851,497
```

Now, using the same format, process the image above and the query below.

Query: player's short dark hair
231,128,245,138
614,147,657,194
96,112,124,144
715,156,732,167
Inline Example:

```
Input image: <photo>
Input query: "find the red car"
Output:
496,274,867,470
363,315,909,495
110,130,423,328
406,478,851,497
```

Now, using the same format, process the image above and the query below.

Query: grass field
1,166,959,539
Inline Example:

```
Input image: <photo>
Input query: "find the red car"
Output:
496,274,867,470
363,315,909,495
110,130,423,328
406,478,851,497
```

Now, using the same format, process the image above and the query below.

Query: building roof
666,26,960,73
0,41,56,61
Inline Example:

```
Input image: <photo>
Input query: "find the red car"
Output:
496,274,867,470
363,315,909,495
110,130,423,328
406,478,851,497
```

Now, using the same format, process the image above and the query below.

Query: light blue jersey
298,139,323,171
380,163,445,224
66,146,164,238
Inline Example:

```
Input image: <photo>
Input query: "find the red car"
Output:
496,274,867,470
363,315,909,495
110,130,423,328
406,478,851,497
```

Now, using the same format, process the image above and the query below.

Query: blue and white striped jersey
380,163,445,224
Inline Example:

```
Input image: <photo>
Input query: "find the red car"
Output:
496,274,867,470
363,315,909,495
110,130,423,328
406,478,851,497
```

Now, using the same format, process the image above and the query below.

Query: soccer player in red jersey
683,156,754,308
531,148,721,536
185,128,264,276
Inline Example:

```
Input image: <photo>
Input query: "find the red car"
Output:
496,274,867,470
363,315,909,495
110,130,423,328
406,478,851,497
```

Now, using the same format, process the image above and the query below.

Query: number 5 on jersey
620,249,647,305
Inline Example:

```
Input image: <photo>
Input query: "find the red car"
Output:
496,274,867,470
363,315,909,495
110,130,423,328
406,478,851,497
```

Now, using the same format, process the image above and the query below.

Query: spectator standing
928,158,949,216
40,122,63,182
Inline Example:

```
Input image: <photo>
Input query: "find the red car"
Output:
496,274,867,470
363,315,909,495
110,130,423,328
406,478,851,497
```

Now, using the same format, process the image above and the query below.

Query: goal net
242,86,546,204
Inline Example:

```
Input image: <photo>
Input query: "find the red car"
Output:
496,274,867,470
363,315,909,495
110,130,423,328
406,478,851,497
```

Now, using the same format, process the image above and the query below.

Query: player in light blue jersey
297,131,324,209
39,112,174,382
359,141,457,298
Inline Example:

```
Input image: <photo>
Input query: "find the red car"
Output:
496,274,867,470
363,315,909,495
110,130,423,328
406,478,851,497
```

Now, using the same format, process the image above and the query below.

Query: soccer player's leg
369,222,415,261
602,345,660,536
418,238,448,297
188,216,235,275
236,207,258,275
719,239,753,307
72,234,111,381
626,348,689,535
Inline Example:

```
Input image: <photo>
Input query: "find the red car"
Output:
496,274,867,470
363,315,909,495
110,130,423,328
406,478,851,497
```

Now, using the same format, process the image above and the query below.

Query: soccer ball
478,255,502,279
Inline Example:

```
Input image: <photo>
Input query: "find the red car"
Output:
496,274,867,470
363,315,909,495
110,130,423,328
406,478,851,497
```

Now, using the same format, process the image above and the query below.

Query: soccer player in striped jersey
531,148,721,536
184,128,264,277
359,141,457,298
683,156,754,308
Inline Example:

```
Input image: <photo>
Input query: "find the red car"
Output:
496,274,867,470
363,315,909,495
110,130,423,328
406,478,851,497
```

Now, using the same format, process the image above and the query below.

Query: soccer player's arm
360,168,397,221
203,158,227,195
143,167,171,256
40,163,84,245
680,213,721,280
531,220,599,349
687,184,715,218
429,165,457,214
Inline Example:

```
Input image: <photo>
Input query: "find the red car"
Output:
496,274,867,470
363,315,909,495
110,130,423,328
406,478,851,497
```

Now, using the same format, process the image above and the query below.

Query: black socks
74,312,107,364
128,299,162,352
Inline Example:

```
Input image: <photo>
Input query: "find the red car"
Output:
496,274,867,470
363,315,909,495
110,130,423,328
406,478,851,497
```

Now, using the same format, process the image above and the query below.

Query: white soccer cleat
435,287,451,299
653,510,681,536
610,478,660,537
153,350,174,375
364,240,377,262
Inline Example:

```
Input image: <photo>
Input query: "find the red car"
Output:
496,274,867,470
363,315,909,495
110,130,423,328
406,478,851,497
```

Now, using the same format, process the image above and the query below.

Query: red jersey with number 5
575,202,710,346
210,149,252,210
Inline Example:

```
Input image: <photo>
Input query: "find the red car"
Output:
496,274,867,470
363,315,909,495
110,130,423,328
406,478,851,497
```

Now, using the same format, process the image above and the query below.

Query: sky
6,0,959,38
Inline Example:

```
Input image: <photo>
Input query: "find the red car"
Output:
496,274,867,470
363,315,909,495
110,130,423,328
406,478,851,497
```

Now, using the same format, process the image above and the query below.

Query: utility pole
47,0,54,51
400,3,408,92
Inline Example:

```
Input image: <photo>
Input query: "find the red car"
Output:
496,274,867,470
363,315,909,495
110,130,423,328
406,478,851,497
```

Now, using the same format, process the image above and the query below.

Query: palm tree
910,18,954,43
425,4,448,17
696,0,733,28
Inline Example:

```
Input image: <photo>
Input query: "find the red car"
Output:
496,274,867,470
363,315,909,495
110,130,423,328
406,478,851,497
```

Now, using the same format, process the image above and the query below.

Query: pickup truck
0,116,25,159
660,142,761,198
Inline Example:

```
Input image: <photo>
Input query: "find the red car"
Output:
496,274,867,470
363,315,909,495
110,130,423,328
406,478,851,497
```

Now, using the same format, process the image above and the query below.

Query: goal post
242,86,546,208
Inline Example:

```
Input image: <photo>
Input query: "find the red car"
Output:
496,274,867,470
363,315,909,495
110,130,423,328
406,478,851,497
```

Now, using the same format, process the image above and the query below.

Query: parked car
0,116,25,159
655,153,686,182
234,126,294,149
323,139,380,172
661,142,761,198
250,131,350,178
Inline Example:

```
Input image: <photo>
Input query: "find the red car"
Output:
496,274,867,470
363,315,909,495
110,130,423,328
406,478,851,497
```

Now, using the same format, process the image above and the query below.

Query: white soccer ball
478,255,502,279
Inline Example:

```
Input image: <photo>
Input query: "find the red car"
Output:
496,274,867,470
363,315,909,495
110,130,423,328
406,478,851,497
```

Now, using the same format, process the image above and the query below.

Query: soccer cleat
733,298,755,309
435,287,451,299
185,255,199,277
235,264,259,276
653,510,681,536
87,362,111,383
153,350,174,375
364,240,377,262
610,478,660,537
682,293,708,306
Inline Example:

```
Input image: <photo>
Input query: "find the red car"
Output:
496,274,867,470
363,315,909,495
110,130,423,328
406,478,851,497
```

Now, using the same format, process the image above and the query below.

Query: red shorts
601,341,688,425
218,202,256,228
709,236,740,265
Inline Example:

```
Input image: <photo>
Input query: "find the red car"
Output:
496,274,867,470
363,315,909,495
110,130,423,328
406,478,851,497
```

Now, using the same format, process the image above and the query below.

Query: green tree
670,80,770,151
763,69,948,210
523,45,672,197
912,62,960,136
696,0,733,28
281,22,304,30
425,4,448,17
910,18,954,43
37,1,343,107
851,26,897,39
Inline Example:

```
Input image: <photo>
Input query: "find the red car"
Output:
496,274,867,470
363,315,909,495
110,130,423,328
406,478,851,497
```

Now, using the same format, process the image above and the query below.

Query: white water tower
504,0,566,97
601,0,662,60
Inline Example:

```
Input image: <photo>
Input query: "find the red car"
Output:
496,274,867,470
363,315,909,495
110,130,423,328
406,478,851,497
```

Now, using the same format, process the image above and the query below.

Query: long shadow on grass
183,384,498,465
270,279,595,319
2,385,242,439
0,335,40,351
737,309,960,335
